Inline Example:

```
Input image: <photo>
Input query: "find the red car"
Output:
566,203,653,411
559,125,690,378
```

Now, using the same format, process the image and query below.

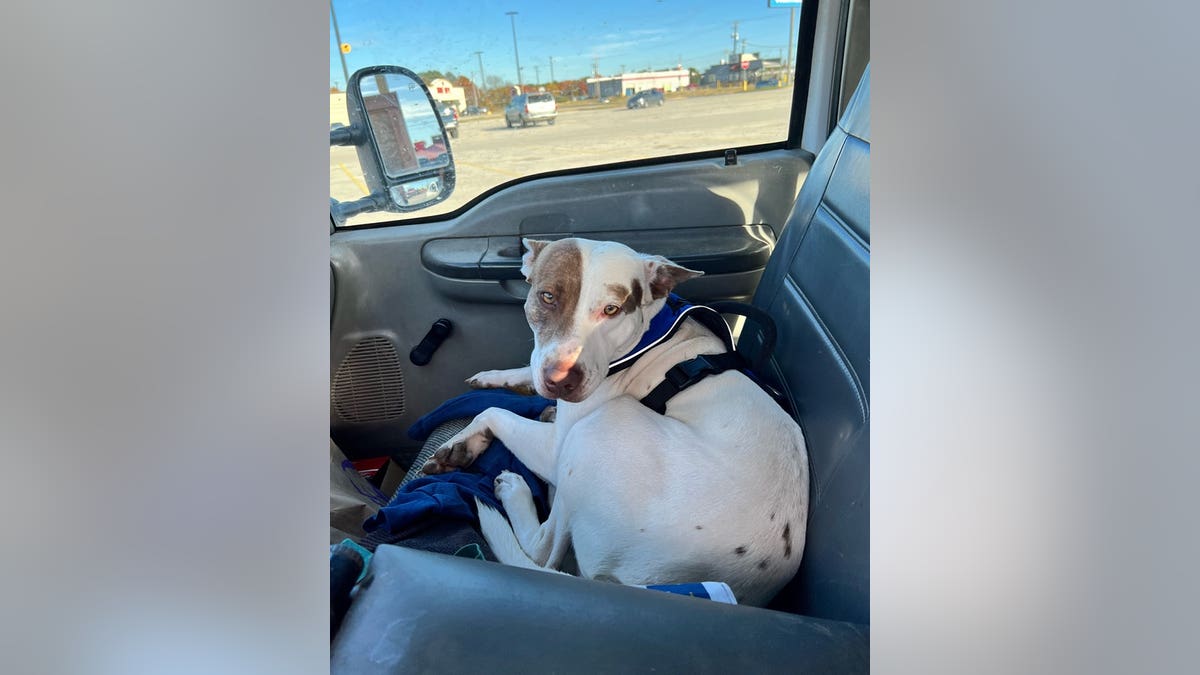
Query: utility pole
506,11,523,91
534,64,540,86
330,1,350,89
741,38,748,89
475,51,486,96
730,21,740,90
548,56,555,84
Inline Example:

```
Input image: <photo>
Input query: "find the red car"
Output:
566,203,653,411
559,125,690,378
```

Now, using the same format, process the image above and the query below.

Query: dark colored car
439,104,459,138
627,90,664,108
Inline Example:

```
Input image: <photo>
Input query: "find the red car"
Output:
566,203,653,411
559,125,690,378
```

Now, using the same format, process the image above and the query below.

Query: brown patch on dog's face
624,279,643,313
525,240,583,342
603,281,644,316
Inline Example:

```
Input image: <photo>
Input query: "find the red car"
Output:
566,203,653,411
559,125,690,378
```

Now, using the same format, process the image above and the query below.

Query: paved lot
331,87,794,225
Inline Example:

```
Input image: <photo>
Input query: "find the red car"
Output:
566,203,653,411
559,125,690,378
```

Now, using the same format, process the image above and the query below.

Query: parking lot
331,87,794,224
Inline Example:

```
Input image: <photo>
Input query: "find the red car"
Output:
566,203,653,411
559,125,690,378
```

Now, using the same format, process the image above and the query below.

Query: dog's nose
542,364,583,398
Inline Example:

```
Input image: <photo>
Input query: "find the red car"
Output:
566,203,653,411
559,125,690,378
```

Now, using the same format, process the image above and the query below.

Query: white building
426,78,467,112
586,68,690,98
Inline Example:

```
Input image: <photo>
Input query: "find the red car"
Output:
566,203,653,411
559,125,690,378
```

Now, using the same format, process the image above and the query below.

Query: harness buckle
664,354,721,390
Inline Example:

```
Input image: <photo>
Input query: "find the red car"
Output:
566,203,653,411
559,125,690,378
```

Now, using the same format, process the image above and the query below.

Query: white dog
422,237,809,606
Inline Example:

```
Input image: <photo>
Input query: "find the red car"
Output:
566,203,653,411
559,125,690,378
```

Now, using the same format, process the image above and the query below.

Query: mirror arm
329,125,360,147
331,192,389,225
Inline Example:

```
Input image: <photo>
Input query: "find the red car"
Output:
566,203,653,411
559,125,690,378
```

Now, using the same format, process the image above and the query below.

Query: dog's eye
603,304,621,316
540,291,555,305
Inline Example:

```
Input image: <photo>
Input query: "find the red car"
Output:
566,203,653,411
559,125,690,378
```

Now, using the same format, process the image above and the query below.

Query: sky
329,0,801,90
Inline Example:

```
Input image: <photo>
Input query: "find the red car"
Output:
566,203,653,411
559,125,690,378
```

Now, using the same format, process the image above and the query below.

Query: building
426,78,467,112
586,68,690,98
700,53,787,86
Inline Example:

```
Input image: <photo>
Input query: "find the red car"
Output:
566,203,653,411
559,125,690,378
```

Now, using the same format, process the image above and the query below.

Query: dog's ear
642,254,704,300
521,238,551,280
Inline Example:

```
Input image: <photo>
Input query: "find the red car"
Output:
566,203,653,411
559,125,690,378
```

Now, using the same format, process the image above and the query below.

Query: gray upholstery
746,65,870,624
333,545,869,673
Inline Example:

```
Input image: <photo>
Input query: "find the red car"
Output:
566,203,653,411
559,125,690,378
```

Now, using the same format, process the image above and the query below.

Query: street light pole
786,7,795,84
506,11,522,91
330,1,350,90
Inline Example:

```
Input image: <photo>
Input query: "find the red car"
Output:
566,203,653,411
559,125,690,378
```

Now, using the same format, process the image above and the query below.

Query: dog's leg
422,406,557,480
494,470,570,568
466,367,535,395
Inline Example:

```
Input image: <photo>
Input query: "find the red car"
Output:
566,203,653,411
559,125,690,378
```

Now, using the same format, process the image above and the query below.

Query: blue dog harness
607,294,754,415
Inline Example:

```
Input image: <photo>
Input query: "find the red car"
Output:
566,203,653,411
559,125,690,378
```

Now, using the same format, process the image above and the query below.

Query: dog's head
520,237,702,402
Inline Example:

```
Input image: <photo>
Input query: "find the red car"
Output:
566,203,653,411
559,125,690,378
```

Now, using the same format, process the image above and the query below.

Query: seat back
747,66,870,624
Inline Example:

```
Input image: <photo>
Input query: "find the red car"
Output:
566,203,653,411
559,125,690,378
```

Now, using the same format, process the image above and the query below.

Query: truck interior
330,0,870,670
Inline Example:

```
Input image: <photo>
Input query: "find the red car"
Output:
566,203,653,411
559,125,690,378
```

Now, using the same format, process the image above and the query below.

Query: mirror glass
359,73,450,179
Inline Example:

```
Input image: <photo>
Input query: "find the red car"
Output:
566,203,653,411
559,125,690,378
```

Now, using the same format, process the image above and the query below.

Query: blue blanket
362,390,555,537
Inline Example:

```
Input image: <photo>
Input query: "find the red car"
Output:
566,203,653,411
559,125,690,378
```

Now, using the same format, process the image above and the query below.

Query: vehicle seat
745,65,870,624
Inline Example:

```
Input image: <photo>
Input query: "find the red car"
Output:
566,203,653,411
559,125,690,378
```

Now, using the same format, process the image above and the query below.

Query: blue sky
330,0,800,89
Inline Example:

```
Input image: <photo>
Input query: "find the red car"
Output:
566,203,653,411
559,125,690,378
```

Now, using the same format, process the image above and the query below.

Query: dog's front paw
466,368,536,395
421,427,494,475
465,370,503,389
493,470,533,504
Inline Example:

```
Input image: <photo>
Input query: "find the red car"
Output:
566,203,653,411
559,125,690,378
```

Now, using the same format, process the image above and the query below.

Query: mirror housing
332,66,456,224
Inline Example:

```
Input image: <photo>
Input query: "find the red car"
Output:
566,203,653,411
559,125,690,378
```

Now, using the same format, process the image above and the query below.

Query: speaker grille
332,336,406,423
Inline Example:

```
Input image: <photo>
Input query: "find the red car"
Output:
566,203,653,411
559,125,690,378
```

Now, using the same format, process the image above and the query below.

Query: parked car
464,105,488,116
505,92,557,127
755,78,780,88
439,104,459,138
627,90,664,108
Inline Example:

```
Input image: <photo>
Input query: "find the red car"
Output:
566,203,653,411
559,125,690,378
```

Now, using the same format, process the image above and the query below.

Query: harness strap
638,351,747,415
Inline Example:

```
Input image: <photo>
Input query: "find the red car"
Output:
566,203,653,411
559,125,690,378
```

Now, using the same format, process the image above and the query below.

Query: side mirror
331,66,456,224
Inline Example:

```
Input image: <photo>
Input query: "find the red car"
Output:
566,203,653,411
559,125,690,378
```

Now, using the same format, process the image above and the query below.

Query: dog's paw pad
422,440,473,474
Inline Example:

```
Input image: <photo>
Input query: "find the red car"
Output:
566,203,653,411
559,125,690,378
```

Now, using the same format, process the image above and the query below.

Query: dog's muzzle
541,363,584,400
